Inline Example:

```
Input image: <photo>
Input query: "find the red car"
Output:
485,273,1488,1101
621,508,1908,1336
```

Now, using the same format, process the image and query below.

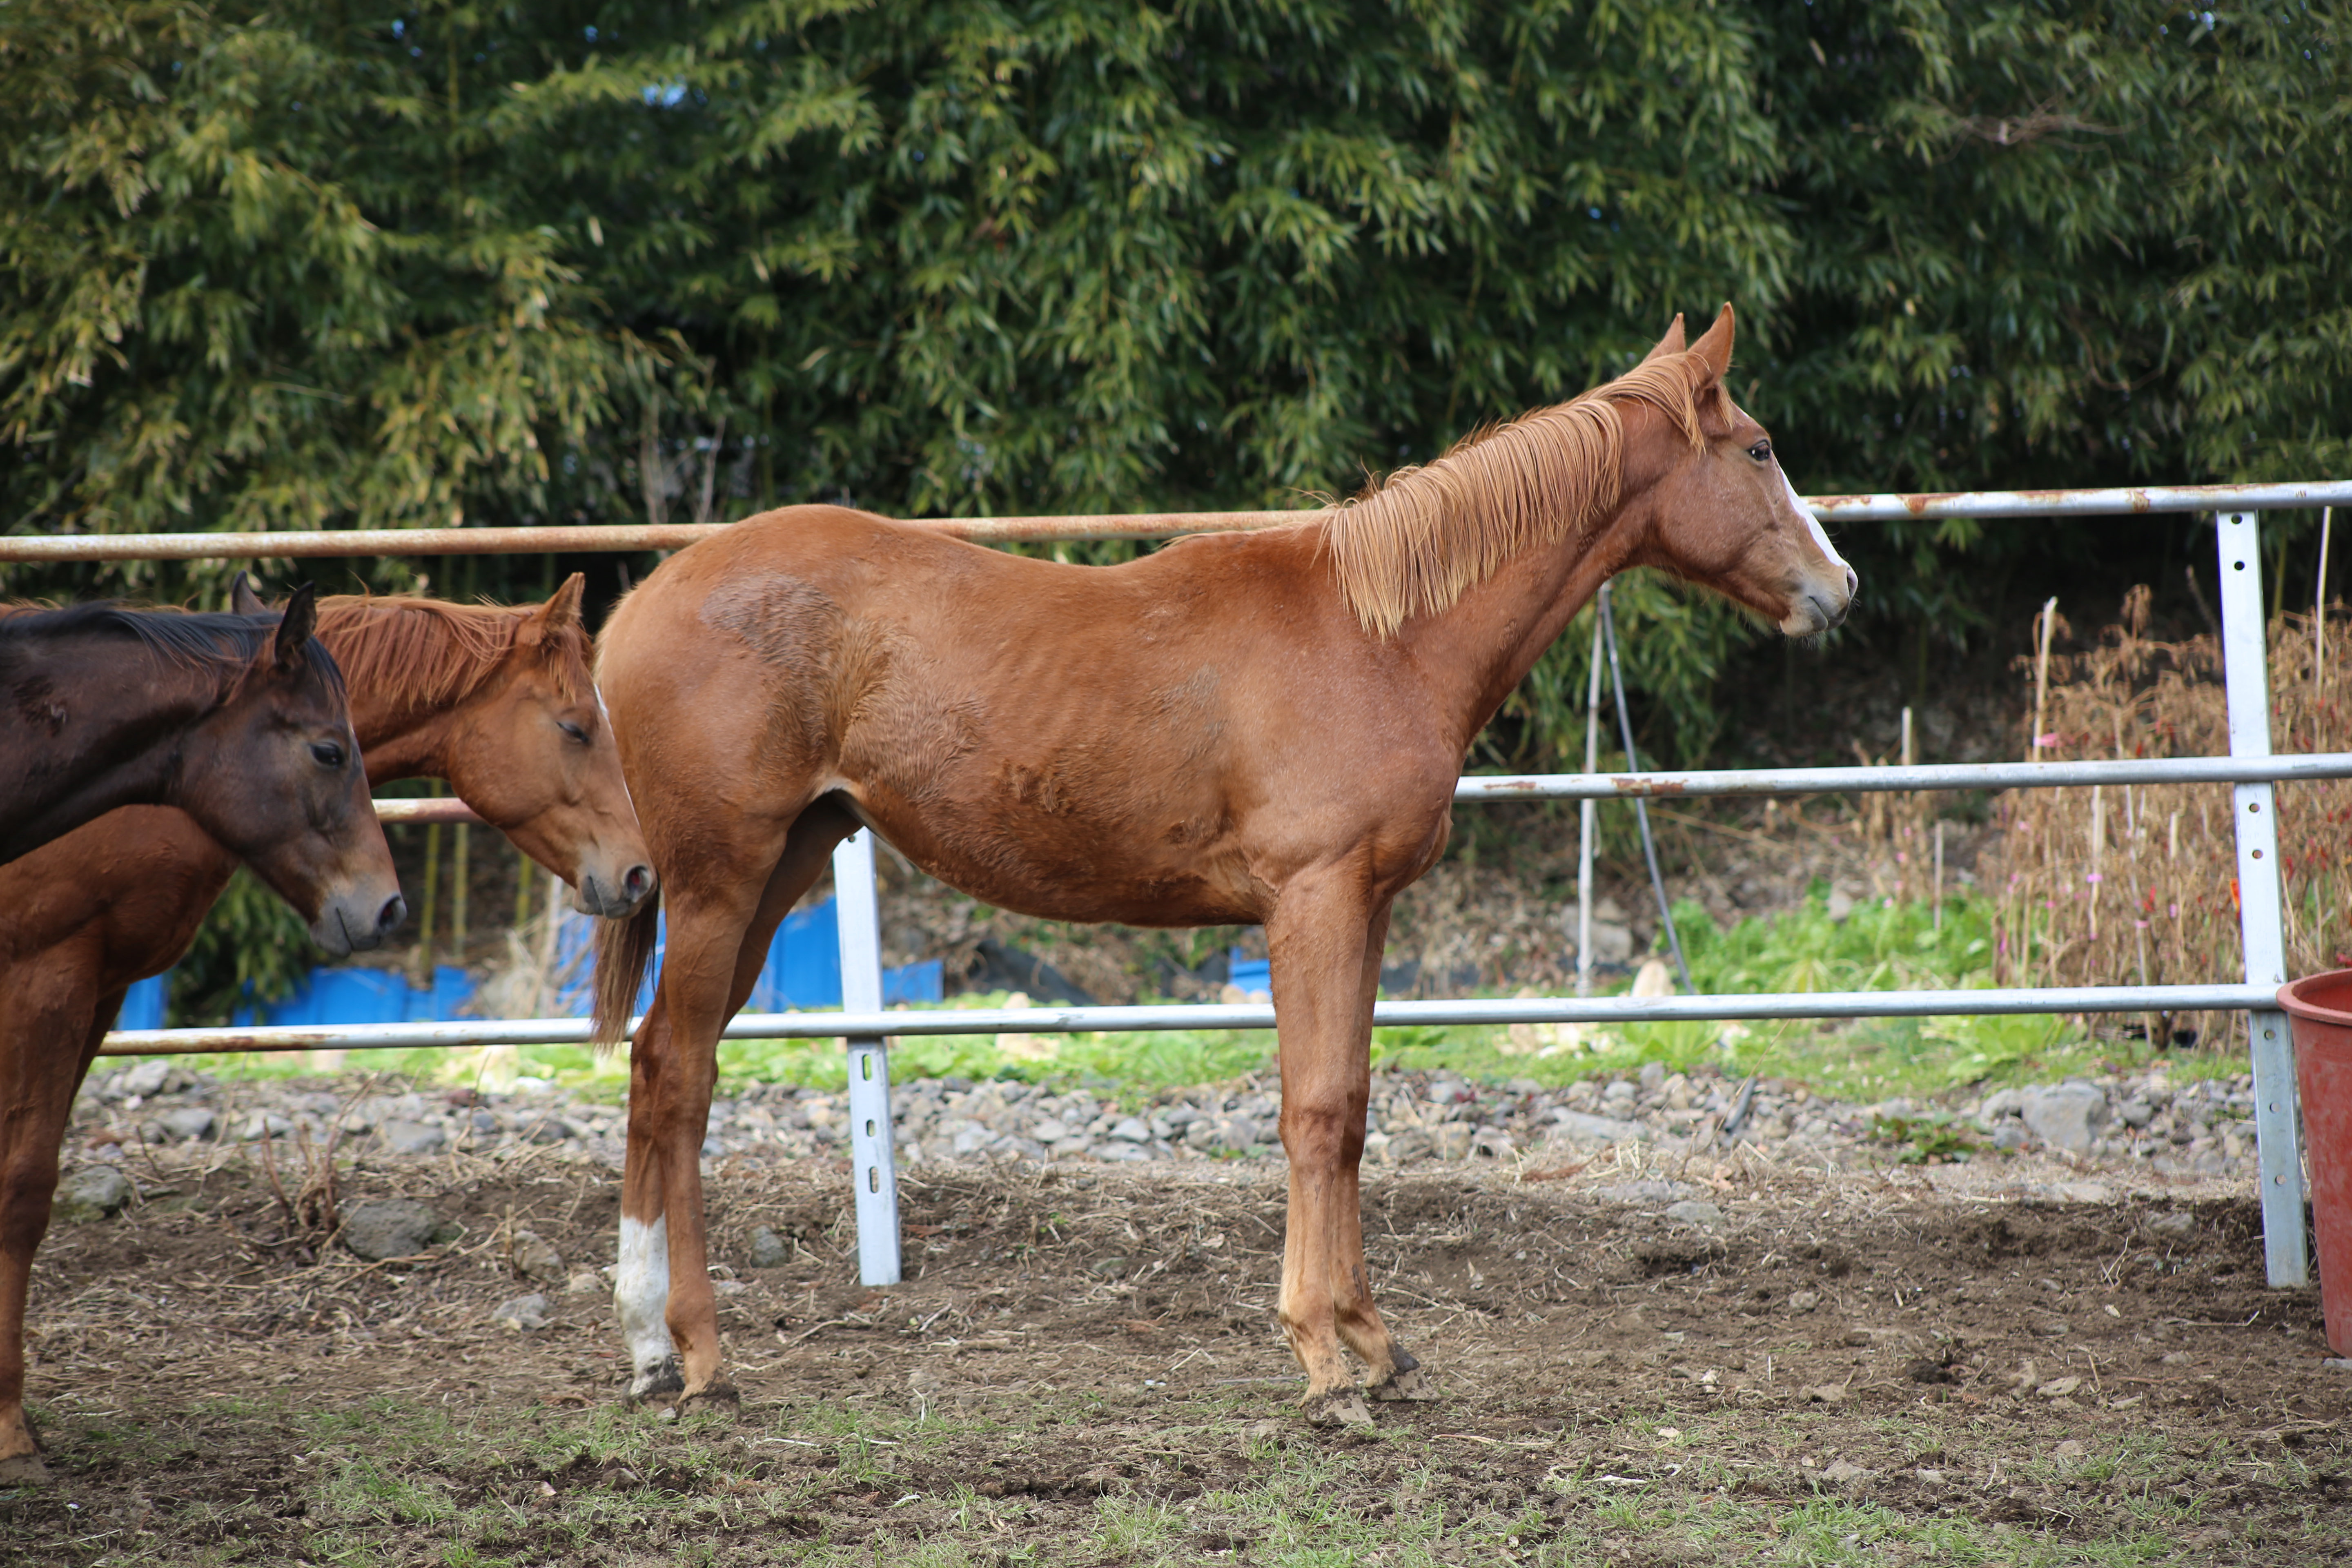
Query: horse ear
531,573,587,645
1688,302,1736,384
230,571,270,616
1638,314,1688,365
274,583,318,673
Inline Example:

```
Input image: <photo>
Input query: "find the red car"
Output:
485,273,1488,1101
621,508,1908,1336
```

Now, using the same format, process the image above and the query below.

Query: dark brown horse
0,594,402,950
0,578,652,1481
592,307,1854,1422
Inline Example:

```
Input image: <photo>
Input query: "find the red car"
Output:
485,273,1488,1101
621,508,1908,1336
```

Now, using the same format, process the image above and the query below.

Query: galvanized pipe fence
18,478,2352,1291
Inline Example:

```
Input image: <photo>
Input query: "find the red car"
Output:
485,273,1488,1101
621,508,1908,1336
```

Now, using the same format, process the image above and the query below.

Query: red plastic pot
2279,970,2352,1356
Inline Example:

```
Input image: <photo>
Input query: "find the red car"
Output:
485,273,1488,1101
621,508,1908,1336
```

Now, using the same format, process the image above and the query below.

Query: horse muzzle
312,891,407,958
1779,566,1858,636
574,861,659,919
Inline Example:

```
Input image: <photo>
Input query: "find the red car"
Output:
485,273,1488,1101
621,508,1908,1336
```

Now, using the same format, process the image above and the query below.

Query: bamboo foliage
1988,588,2352,1042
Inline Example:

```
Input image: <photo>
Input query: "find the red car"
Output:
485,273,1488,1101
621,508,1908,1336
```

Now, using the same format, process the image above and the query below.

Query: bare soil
7,1141,2349,1564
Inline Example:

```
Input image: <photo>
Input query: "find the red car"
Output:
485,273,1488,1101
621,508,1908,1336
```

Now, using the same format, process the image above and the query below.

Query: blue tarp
234,963,475,1027
550,897,943,1017
118,973,168,1031
122,895,944,1031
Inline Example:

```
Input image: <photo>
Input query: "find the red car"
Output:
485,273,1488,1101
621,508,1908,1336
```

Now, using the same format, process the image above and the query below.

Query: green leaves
3,1,2345,763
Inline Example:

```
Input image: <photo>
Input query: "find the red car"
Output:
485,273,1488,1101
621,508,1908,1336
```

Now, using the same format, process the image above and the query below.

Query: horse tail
591,891,661,1056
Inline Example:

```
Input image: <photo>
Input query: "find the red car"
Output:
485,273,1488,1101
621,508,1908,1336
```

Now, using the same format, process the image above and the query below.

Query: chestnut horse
0,592,399,920
592,307,1854,1423
0,577,653,1481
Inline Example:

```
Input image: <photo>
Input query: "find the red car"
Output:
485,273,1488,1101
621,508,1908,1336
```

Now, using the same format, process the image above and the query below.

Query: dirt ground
7,1141,2350,1565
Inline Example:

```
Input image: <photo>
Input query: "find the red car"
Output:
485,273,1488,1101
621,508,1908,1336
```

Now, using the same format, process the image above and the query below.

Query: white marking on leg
615,1214,678,1393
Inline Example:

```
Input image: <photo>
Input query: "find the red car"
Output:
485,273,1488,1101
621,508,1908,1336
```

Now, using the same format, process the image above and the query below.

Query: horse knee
1279,1097,1368,1167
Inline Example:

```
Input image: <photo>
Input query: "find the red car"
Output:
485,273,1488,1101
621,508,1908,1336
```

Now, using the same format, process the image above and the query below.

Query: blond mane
316,594,590,709
1322,353,1711,637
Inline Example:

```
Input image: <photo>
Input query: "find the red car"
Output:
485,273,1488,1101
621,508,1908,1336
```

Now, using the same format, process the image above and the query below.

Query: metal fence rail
33,484,2343,1292
96,983,2284,1058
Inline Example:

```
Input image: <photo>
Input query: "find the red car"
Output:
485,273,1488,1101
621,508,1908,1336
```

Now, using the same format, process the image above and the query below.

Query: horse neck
0,628,240,835
1398,414,1679,750
319,609,521,783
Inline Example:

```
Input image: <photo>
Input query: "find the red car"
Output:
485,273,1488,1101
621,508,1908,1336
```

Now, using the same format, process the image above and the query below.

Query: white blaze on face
1780,468,1849,572
614,1214,677,1384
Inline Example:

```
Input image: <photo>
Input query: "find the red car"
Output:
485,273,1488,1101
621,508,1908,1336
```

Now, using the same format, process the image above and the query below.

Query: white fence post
2217,510,2309,1289
832,829,902,1287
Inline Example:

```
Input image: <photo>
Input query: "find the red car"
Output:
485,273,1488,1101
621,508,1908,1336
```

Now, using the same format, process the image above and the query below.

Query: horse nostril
1844,566,1858,597
624,864,654,901
376,895,408,938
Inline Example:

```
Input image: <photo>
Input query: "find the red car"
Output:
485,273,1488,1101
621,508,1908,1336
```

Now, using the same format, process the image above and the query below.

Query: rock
1826,888,1856,922
239,1111,294,1142
2036,1375,2083,1399
1211,1116,1264,1151
1979,1088,2026,1122
158,1106,217,1143
1469,1127,1515,1159
1664,1199,1726,1231
1030,1118,1071,1145
1799,1383,1849,1404
1990,1123,2027,1151
750,1226,790,1268
1594,1180,1688,1203
512,1229,566,1285
2020,1083,2109,1154
380,1119,446,1155
492,1294,551,1331
565,1271,603,1296
1108,1117,1152,1143
342,1198,441,1262
1630,959,1675,998
2118,1099,2155,1129
1583,921,1635,966
1786,1290,1821,1314
1431,1124,1474,1161
2141,1209,2195,1239
1548,1111,1648,1146
1093,1142,1149,1163
54,1165,135,1223
118,1060,173,1097
1820,1459,1871,1484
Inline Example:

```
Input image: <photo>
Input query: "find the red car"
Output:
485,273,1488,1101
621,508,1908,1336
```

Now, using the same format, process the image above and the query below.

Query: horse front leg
1267,869,1392,1427
0,969,111,1481
1335,900,1432,1403
620,801,858,1412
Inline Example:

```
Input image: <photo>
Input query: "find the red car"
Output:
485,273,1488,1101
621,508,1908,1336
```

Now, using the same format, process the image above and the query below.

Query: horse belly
862,791,1259,930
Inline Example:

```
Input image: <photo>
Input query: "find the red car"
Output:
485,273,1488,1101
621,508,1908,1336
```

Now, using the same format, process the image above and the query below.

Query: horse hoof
627,1358,686,1405
0,1452,52,1486
1300,1389,1374,1428
1368,1365,1436,1402
677,1382,742,1417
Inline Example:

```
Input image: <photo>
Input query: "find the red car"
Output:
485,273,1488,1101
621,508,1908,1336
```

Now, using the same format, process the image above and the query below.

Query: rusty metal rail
6,481,2350,563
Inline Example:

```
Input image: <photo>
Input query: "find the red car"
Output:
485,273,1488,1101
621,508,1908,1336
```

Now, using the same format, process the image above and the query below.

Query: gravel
67,1057,2273,1182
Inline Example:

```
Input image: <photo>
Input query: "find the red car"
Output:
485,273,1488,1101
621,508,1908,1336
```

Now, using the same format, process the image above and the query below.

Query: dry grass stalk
1986,586,2352,1047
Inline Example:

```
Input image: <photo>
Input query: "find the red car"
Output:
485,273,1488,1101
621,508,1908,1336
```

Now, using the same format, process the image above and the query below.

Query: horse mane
1321,352,1712,637
315,593,591,709
0,601,343,691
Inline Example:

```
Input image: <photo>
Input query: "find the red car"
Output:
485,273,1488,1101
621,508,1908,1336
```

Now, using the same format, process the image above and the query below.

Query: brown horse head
180,586,408,956
1618,305,1856,635
302,576,655,918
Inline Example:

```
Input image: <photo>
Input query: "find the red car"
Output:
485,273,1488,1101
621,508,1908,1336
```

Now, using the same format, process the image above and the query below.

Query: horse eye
310,741,345,768
1748,439,1773,462
558,719,588,744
